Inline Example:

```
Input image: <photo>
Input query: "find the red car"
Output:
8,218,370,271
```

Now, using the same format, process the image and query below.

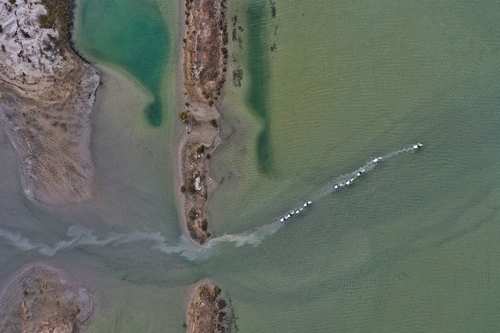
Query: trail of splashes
278,143,423,222
0,143,422,260
315,143,422,200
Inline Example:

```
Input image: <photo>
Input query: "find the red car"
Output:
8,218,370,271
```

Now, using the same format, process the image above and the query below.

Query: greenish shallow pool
76,0,170,126
1,0,500,332
245,0,272,173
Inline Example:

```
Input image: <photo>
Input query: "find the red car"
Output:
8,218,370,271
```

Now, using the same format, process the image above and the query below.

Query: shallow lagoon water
1,0,500,332
245,0,272,173
77,0,170,126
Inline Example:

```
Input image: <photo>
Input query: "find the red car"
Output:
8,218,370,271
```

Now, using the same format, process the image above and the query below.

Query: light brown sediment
178,0,229,244
0,0,100,206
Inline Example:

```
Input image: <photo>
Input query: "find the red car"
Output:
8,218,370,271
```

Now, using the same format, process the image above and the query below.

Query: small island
0,264,94,332
178,0,228,244
186,280,234,333
0,0,99,205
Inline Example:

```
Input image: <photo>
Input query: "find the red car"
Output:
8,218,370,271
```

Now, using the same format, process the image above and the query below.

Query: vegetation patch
39,0,72,49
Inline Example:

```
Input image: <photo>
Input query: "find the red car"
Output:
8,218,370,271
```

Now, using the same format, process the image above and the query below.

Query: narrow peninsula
186,280,234,333
179,0,228,244
0,0,99,205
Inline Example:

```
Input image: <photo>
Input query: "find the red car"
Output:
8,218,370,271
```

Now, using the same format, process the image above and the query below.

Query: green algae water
76,0,169,126
1,0,500,332
246,1,272,173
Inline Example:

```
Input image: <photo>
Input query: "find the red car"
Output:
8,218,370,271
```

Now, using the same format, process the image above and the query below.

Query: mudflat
0,0,99,205
0,264,94,333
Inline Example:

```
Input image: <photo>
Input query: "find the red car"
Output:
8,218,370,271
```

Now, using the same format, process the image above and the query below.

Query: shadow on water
77,0,169,126
246,1,273,173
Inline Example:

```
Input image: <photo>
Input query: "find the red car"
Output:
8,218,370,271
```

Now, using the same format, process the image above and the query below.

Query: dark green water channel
77,0,170,126
246,1,272,173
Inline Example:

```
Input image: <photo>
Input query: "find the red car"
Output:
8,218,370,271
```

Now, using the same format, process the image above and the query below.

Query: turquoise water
1,0,500,332
76,0,170,126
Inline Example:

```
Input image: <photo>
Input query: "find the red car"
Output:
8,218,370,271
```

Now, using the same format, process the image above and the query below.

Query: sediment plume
0,0,100,205
0,263,94,333
179,0,228,244
186,280,234,333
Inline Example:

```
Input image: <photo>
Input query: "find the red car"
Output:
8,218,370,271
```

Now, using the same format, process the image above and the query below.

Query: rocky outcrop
0,0,99,205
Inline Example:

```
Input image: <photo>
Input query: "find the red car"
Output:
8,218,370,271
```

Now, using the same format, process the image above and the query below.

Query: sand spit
179,0,228,244
0,0,99,205
186,280,234,333
0,264,94,333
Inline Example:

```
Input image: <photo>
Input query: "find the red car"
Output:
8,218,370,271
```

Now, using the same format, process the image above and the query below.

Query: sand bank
0,263,94,332
177,0,229,244
186,280,234,333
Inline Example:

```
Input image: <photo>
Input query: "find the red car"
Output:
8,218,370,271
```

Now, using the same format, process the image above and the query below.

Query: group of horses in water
279,142,424,225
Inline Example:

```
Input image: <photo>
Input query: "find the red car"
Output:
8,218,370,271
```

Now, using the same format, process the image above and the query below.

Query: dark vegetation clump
232,69,243,87
188,208,199,220
200,219,208,231
196,145,206,154
179,111,190,123
217,299,227,309
187,177,197,194
21,30,31,38
38,0,72,50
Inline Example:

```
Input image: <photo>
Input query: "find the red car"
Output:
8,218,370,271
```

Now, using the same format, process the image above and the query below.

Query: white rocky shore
0,0,99,205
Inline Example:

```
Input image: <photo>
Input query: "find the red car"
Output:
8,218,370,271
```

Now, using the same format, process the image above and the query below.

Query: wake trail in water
0,143,423,260
315,142,422,200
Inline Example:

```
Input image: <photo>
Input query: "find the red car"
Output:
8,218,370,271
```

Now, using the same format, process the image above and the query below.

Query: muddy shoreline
177,0,229,244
